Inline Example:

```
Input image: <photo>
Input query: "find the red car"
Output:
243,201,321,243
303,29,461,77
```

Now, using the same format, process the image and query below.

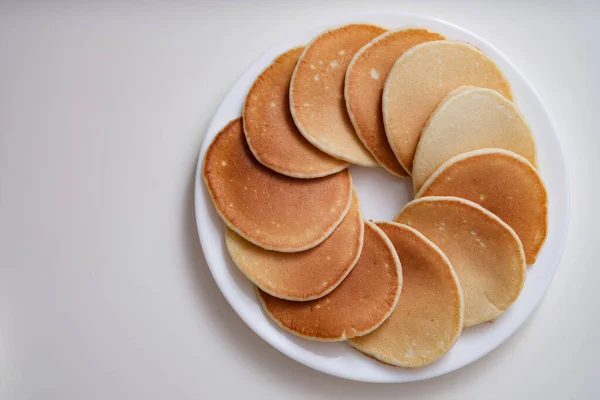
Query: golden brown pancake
203,118,352,252
243,47,348,178
383,40,513,174
258,221,401,341
345,28,445,177
290,24,387,167
226,189,363,301
394,196,526,327
349,222,463,367
416,149,547,264
412,86,537,192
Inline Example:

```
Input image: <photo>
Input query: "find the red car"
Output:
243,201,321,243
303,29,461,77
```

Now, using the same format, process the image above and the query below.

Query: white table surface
0,1,598,399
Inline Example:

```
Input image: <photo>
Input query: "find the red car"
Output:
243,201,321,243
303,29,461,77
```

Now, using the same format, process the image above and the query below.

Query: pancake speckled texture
244,47,347,178
226,189,364,301
258,221,401,341
349,222,463,367
203,118,353,252
412,86,537,192
383,40,513,174
416,149,547,264
345,28,445,177
394,197,526,327
290,24,387,167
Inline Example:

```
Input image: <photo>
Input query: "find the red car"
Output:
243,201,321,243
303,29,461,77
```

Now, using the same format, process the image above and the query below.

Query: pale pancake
290,24,386,167
349,222,463,367
345,28,445,177
412,87,537,191
394,197,526,327
416,149,547,264
203,118,352,252
226,189,363,301
244,47,348,178
258,221,401,341
383,40,513,174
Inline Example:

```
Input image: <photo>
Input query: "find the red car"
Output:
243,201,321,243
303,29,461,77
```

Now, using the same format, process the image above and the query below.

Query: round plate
194,11,569,382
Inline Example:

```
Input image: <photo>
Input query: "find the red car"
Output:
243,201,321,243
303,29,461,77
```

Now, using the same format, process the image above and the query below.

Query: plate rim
194,10,570,383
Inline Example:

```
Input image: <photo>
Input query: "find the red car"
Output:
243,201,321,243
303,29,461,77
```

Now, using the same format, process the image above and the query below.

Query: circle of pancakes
416,148,547,264
412,86,537,192
226,189,364,301
203,118,353,252
394,196,526,327
243,46,348,178
257,221,402,341
203,22,550,370
349,222,463,368
290,23,386,167
345,28,445,177
383,40,513,174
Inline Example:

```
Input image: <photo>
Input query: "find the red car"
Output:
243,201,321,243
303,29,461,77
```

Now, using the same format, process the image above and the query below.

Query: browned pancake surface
226,189,363,301
258,221,401,341
417,149,547,264
412,86,537,191
203,118,352,252
394,197,526,326
345,28,445,177
244,47,347,178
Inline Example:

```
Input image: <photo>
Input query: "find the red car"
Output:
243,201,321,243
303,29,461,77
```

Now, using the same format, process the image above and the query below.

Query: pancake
345,28,445,177
394,196,526,327
412,87,537,192
203,118,353,252
416,149,547,264
226,189,363,301
349,222,463,367
383,40,513,174
258,221,401,341
290,24,387,167
243,47,348,178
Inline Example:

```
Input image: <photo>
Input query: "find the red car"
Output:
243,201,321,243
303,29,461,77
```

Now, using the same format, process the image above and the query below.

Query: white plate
194,11,569,383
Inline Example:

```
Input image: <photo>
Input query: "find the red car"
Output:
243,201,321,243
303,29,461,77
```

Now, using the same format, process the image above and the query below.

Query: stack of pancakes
203,24,548,368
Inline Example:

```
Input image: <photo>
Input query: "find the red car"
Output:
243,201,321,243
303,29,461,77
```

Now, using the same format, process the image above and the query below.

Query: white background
0,1,598,399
